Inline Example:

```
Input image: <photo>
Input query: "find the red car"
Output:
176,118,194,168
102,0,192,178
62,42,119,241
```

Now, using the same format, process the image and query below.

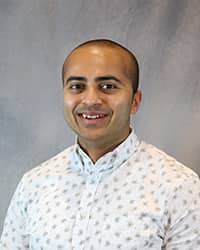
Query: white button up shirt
1,131,200,249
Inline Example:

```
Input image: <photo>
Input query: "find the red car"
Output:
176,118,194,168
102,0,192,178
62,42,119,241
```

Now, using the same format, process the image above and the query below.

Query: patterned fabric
1,130,200,250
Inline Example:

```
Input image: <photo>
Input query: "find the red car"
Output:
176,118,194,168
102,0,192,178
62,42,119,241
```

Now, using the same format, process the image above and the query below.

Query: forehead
63,45,132,77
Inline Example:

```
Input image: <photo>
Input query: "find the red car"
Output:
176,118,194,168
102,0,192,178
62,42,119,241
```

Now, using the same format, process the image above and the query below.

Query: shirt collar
71,129,138,182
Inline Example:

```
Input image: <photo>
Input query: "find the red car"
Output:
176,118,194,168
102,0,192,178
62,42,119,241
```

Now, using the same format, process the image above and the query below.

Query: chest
26,176,167,250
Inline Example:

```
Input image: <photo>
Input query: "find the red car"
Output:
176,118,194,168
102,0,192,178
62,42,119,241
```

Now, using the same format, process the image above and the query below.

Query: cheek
63,98,75,123
111,96,133,113
63,94,77,111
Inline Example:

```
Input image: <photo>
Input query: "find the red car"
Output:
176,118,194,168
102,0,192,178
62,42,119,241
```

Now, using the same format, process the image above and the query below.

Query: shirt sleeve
164,173,200,249
0,176,29,249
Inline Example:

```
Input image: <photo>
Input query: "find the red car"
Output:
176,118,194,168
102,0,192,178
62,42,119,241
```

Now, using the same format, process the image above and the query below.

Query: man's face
63,45,141,148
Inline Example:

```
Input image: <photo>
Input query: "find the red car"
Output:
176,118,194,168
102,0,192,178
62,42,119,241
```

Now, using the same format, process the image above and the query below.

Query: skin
63,44,142,163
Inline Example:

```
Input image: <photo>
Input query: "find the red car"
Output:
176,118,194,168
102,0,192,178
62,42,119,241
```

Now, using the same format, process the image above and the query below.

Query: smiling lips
81,113,107,119
77,111,108,125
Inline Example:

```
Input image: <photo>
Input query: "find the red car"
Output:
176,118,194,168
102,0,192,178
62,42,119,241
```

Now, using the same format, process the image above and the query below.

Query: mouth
80,113,107,120
77,112,109,126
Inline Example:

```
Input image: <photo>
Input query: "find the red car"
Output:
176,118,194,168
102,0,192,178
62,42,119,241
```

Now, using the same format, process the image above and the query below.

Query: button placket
72,175,100,250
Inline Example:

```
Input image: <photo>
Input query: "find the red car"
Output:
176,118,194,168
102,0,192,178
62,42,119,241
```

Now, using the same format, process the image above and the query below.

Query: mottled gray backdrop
0,0,200,233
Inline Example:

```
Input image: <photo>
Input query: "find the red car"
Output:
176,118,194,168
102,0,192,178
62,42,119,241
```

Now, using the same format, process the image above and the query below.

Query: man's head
62,39,139,93
62,39,142,160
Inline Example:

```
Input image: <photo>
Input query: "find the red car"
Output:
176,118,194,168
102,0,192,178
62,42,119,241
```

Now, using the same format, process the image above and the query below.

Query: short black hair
62,39,139,93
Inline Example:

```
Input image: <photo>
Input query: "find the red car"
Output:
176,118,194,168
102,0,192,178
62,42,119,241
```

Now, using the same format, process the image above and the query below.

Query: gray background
0,0,199,234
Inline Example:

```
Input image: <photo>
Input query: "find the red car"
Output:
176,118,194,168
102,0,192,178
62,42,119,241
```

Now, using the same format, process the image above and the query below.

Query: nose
82,86,102,105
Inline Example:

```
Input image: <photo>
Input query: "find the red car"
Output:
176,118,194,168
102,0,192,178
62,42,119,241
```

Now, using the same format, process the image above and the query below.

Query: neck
79,142,117,163
78,130,131,163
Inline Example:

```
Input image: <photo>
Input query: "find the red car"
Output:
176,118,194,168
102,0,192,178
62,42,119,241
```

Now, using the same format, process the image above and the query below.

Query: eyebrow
95,76,121,83
65,76,87,84
65,75,122,85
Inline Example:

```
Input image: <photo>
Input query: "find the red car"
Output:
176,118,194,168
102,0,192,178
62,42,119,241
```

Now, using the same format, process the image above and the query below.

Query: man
0,39,200,249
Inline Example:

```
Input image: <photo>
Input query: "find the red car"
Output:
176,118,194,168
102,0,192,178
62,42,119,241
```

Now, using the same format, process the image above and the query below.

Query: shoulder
132,140,200,200
138,140,199,179
132,140,200,212
19,145,76,188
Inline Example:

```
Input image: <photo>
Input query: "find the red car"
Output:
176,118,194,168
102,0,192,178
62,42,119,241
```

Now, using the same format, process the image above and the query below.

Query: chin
78,132,107,143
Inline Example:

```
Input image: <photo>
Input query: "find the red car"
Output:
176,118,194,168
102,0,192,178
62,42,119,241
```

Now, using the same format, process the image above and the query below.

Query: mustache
76,104,109,112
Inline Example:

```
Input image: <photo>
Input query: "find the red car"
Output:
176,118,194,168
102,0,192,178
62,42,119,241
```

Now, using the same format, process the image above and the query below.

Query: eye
100,83,118,89
100,83,118,92
67,82,85,93
70,84,82,89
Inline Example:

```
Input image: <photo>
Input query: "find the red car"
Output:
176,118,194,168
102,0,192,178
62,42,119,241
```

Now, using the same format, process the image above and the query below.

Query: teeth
82,114,104,119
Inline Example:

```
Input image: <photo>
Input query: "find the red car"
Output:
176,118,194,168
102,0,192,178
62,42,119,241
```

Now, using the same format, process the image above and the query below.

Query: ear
131,90,142,115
